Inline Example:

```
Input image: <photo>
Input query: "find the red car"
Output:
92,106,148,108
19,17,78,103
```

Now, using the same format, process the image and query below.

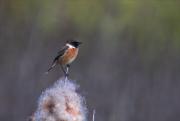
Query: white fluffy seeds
33,78,87,121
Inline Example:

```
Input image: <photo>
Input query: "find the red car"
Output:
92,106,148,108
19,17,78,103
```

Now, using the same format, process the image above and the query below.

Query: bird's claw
65,73,69,77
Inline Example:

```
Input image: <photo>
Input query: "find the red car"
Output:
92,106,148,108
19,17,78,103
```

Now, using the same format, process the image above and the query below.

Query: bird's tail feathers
45,62,57,74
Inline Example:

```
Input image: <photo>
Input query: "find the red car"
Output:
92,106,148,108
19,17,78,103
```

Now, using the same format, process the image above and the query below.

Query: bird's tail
45,62,57,74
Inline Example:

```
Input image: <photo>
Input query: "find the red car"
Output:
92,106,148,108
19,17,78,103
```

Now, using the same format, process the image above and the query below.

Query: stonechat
46,40,82,76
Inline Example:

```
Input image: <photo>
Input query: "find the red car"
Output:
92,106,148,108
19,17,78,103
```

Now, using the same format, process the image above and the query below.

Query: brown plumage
46,40,82,76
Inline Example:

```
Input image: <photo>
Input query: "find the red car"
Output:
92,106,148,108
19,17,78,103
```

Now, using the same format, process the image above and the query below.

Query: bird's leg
60,65,66,77
65,64,70,77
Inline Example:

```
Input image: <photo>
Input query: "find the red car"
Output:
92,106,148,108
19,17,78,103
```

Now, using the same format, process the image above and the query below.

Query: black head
67,40,82,48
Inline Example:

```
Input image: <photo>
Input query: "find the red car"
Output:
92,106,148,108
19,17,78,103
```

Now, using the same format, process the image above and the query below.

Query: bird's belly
59,48,78,65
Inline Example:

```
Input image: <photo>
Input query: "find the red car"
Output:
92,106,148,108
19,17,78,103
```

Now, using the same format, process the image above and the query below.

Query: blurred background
0,0,180,121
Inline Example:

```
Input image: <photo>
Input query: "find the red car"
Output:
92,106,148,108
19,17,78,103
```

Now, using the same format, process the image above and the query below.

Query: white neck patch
66,43,75,48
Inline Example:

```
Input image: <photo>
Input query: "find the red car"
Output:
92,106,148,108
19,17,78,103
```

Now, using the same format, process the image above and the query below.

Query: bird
46,40,82,77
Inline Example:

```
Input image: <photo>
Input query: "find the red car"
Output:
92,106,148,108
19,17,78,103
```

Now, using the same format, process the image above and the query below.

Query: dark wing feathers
46,46,68,73
55,45,68,61
57,45,68,56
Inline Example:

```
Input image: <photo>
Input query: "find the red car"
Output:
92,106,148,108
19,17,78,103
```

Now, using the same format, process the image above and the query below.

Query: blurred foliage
66,0,104,30
0,0,179,71
2,0,180,65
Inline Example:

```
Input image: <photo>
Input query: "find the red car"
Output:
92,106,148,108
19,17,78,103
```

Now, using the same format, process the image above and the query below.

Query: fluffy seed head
33,78,87,121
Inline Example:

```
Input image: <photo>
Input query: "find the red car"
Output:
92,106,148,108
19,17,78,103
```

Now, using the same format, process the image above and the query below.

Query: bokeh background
0,0,180,121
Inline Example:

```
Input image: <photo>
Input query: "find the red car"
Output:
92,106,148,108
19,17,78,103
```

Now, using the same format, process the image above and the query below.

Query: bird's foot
65,73,69,77
64,73,69,82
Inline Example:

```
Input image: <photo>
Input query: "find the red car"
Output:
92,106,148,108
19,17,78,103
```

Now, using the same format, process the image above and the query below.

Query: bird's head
66,40,82,48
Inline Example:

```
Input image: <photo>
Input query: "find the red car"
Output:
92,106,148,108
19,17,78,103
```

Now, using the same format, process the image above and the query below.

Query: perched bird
46,40,82,76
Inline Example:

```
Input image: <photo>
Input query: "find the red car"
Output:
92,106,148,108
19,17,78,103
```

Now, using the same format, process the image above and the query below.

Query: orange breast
59,48,78,65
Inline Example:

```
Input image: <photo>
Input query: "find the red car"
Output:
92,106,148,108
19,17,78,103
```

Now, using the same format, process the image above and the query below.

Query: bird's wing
53,45,68,62
57,45,69,57
46,46,68,73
